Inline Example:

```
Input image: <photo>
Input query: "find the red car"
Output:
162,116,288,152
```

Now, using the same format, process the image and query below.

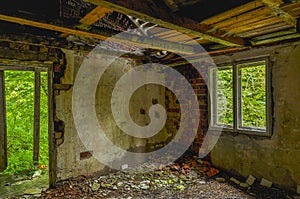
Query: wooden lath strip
201,1,264,25
227,17,283,34
154,31,181,40
213,6,273,30
0,14,198,54
237,22,293,37
252,28,296,41
253,32,300,45
261,0,297,27
220,14,275,32
281,1,300,11
86,0,248,47
153,30,176,37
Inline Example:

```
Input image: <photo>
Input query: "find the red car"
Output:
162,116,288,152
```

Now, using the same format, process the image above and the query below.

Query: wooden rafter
0,14,198,54
85,0,248,47
167,47,250,67
261,0,297,27
60,6,112,37
79,6,111,26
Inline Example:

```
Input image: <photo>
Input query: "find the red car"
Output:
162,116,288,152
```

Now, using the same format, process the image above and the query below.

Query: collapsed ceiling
0,0,299,66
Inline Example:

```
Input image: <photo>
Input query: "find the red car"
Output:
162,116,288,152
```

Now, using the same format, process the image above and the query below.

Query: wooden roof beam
79,6,112,28
0,14,198,54
85,0,249,47
60,6,112,37
261,0,297,27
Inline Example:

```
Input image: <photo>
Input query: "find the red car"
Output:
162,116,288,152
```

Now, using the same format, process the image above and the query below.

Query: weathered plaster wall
55,50,168,180
210,42,300,191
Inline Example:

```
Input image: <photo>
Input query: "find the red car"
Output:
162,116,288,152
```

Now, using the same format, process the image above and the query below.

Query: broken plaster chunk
23,188,43,195
240,182,250,188
230,177,241,185
260,178,273,188
91,182,100,191
199,180,206,185
246,175,256,186
216,177,226,183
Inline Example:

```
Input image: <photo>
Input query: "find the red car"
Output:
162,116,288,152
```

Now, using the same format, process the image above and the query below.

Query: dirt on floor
0,170,48,199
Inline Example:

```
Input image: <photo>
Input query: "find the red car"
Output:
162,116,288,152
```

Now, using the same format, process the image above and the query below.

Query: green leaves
216,68,233,126
4,71,48,175
241,65,266,128
214,63,266,129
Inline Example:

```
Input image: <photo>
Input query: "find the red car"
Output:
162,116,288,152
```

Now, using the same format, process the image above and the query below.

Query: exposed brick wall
0,40,57,61
165,64,209,156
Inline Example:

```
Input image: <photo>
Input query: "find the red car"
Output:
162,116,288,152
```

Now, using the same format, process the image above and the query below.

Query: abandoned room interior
0,0,300,198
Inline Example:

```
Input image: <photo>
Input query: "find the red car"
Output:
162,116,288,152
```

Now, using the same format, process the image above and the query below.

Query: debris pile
10,153,296,199
38,155,251,199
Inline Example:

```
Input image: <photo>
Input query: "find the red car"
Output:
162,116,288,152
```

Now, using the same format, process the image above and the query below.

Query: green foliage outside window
240,65,266,128
3,71,48,175
216,68,233,126
214,61,267,130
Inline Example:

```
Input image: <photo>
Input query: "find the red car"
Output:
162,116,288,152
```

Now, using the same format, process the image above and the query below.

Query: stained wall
54,50,169,180
210,42,300,191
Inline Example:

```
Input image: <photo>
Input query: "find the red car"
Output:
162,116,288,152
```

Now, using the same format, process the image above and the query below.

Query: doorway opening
0,67,50,197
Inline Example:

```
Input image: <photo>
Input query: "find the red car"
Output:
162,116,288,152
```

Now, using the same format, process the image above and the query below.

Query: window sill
209,126,272,138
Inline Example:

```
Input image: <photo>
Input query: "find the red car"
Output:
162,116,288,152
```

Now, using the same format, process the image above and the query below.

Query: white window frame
209,57,272,136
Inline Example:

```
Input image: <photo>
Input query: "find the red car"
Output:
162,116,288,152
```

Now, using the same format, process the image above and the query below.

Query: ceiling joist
0,14,198,54
79,6,112,27
85,0,249,47
261,0,297,27
60,6,112,37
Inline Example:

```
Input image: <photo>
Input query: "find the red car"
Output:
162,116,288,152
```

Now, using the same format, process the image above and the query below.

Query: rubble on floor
7,153,298,199
38,156,250,199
